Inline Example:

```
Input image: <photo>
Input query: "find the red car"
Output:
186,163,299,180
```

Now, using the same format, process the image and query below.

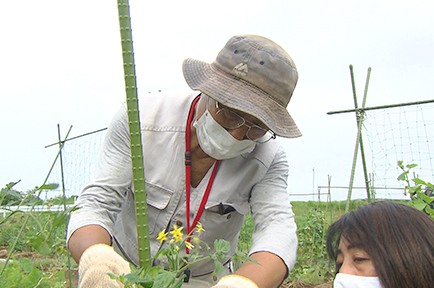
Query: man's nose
227,126,249,141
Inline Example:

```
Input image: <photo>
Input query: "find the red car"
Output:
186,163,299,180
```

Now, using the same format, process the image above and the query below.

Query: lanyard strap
185,96,220,249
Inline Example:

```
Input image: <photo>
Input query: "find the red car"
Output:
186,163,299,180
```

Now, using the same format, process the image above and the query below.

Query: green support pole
359,68,372,202
117,0,151,268
345,65,371,212
346,65,360,212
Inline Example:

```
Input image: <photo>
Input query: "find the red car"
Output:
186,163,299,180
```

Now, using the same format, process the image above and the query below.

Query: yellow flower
174,234,183,242
185,241,194,250
156,230,168,243
196,222,205,235
170,225,184,242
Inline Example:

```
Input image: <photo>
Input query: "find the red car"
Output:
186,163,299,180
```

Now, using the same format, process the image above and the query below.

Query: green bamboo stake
117,0,151,268
345,65,371,212
359,68,372,202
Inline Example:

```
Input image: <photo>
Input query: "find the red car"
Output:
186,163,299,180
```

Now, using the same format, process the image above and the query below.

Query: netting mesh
363,102,434,198
43,129,107,199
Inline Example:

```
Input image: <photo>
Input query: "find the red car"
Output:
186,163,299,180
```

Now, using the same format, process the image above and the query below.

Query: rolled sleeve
248,146,298,271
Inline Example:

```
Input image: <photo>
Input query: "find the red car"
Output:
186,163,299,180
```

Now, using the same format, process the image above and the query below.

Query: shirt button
226,214,231,220
176,220,183,226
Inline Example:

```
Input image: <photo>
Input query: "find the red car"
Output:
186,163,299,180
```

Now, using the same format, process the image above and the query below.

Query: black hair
326,201,434,288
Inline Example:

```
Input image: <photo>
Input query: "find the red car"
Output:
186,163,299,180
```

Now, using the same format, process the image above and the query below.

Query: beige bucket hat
182,34,301,138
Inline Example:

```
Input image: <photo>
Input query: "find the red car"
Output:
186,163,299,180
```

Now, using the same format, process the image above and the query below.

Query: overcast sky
1,0,433,201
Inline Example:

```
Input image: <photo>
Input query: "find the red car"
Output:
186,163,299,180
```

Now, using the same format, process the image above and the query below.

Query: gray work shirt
67,92,297,280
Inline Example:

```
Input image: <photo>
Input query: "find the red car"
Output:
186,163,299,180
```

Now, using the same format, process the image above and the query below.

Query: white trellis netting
363,101,434,199
43,128,107,199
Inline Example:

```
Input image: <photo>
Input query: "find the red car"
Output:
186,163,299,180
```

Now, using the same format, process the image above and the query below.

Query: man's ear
194,93,208,121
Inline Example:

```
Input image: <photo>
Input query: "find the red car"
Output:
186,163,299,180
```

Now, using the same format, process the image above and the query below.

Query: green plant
234,213,254,270
109,223,257,288
0,180,78,288
0,256,66,287
397,160,434,219
0,181,25,206
289,208,332,284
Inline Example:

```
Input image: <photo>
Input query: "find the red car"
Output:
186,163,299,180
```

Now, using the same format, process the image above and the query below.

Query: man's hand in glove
78,244,131,288
212,275,259,288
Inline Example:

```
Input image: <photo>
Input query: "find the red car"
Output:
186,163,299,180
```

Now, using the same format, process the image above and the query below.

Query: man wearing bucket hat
67,34,300,288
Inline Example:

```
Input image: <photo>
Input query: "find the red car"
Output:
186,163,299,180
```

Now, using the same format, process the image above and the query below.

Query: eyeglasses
211,99,276,143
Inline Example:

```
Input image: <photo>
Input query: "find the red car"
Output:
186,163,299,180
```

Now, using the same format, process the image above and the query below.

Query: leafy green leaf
406,163,418,169
146,265,165,279
107,273,118,280
118,275,126,283
397,160,404,169
417,192,434,203
412,197,427,211
31,234,51,256
413,178,428,185
213,239,230,254
397,171,408,181
125,273,153,285
213,259,224,275
152,270,176,287
37,183,59,190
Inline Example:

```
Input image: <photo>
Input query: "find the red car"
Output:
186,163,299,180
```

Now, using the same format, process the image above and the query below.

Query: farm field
0,199,411,287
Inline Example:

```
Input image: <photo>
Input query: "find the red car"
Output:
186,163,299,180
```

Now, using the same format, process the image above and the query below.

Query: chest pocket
144,182,174,235
202,201,249,242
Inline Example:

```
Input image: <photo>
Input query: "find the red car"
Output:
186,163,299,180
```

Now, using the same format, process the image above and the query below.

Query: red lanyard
185,96,220,252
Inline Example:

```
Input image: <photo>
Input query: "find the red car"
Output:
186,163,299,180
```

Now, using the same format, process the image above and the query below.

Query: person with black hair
326,201,434,288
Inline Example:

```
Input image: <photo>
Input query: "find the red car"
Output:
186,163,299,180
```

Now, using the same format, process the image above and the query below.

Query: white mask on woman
193,110,256,160
334,273,383,288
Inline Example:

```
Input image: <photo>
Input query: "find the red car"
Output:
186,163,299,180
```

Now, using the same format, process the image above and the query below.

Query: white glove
78,244,131,288
212,275,258,288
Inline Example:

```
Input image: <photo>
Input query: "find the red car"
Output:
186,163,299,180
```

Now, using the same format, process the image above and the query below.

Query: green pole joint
117,0,151,268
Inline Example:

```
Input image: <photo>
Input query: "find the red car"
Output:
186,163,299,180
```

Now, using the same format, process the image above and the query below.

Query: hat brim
183,58,302,138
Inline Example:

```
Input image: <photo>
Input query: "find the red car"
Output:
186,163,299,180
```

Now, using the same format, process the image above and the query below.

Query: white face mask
334,273,383,288
193,110,256,160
